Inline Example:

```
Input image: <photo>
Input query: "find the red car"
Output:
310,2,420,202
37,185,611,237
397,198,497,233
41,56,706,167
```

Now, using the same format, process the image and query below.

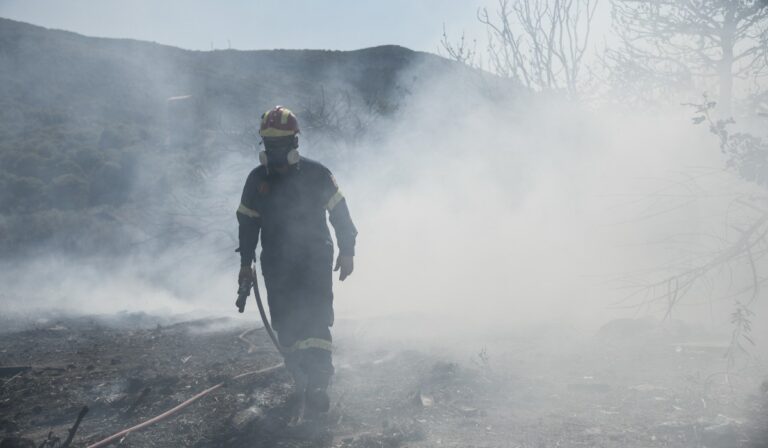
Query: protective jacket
237,157,357,267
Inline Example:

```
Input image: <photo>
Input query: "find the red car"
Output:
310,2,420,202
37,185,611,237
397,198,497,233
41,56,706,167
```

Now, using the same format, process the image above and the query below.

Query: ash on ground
0,315,766,447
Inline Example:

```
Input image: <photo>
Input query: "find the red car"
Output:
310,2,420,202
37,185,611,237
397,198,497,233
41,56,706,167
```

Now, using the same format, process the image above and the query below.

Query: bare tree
440,25,480,68
470,0,600,99
618,98,768,368
609,0,768,114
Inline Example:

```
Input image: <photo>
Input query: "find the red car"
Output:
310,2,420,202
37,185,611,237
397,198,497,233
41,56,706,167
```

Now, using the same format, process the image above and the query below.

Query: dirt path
0,316,765,447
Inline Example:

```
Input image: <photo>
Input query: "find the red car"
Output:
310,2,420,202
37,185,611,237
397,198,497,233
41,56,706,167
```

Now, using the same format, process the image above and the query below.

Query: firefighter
236,106,357,414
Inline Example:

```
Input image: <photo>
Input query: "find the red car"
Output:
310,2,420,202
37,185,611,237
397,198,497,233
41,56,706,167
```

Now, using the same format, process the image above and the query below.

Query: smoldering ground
2,43,768,447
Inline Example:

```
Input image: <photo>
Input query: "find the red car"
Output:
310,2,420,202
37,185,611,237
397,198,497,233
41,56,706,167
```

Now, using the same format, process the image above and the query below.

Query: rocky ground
0,314,766,447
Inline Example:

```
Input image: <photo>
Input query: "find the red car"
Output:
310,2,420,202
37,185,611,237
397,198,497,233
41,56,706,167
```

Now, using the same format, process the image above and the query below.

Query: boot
304,387,330,414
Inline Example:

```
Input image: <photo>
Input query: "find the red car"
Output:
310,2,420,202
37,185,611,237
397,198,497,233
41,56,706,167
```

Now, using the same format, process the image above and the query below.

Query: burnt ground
0,315,766,448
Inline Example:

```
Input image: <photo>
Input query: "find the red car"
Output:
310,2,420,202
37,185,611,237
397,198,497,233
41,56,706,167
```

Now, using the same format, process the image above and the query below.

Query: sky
0,0,493,53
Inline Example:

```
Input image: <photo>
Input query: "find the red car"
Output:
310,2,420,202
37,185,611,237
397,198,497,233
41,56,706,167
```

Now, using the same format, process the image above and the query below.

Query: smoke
1,39,766,357
331,67,768,351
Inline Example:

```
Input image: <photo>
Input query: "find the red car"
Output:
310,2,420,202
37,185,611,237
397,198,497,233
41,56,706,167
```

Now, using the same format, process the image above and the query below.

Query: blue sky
0,0,492,53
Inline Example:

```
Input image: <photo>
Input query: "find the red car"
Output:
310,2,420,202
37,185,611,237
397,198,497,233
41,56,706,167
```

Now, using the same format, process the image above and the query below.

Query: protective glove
238,265,254,285
334,255,354,281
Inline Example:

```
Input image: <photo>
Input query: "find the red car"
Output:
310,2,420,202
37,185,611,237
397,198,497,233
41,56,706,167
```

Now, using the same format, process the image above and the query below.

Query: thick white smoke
333,67,767,348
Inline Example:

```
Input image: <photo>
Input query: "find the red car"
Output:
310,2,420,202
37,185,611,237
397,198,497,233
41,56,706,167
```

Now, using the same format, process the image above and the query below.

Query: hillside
0,17,454,130
0,18,466,257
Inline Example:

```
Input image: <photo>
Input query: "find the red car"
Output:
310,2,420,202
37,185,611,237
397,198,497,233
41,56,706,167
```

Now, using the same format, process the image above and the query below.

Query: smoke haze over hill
1,18,766,353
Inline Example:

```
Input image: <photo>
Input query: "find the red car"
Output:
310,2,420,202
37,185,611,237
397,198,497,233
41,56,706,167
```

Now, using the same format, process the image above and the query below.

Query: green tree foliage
690,96,768,187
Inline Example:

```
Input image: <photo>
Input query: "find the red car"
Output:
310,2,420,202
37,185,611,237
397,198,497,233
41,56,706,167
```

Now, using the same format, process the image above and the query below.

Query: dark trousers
261,247,334,390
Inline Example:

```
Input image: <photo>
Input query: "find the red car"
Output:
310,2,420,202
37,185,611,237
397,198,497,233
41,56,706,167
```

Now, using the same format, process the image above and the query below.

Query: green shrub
1,174,46,213
48,173,89,210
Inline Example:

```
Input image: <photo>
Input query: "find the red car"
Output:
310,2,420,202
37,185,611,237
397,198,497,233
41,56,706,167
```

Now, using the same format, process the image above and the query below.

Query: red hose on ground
85,363,284,448
88,273,287,447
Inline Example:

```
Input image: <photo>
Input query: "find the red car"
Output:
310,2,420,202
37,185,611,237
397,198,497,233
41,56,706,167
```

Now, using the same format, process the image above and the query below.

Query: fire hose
237,267,286,355
86,268,283,448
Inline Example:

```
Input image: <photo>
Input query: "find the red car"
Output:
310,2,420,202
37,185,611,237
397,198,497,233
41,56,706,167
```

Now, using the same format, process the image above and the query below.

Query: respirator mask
259,135,300,167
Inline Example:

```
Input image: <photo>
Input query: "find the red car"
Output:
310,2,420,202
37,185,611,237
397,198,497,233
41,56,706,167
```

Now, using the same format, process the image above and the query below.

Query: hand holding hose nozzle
236,266,255,313
236,281,251,313
235,264,284,355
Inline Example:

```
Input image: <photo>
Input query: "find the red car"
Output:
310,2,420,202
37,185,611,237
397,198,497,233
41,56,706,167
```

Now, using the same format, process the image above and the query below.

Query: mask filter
286,148,300,164
259,147,300,166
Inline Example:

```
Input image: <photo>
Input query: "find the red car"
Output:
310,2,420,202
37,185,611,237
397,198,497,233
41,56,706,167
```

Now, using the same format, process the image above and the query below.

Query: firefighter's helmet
259,106,300,138
258,106,300,166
